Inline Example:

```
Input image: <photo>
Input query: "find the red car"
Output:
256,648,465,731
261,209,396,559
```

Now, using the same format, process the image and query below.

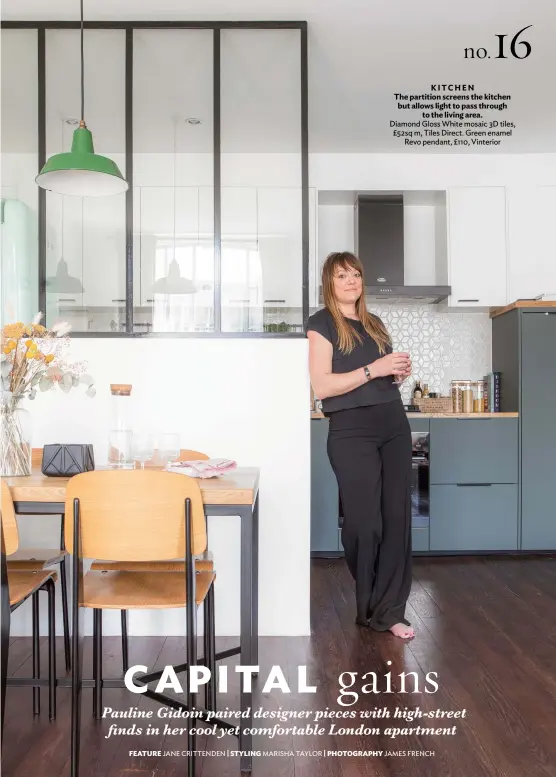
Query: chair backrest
1,480,19,555
143,448,210,469
64,470,207,561
178,449,209,462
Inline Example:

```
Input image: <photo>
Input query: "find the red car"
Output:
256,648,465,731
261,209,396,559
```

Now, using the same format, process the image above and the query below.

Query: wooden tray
414,397,453,413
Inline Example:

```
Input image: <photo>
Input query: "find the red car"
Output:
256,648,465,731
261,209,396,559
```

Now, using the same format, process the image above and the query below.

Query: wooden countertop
312,411,518,419
405,412,518,418
490,300,556,318
5,467,260,506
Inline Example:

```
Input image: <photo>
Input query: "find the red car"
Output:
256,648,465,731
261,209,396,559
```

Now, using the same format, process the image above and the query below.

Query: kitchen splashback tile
370,305,491,402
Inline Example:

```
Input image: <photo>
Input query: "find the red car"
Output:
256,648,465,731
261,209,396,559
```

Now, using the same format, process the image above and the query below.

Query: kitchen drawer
409,417,430,434
412,527,429,552
429,419,518,484
430,484,518,551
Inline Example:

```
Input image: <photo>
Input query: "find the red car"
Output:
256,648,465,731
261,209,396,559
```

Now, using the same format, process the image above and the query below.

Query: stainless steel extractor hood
355,195,451,304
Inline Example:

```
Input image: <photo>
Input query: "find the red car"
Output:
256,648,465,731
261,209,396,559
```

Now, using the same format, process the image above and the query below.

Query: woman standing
307,251,414,640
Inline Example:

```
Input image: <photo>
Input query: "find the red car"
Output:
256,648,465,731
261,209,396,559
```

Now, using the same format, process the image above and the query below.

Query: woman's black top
306,307,400,415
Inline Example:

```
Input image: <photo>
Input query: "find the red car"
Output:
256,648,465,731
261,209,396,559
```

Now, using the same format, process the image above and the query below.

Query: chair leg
45,579,57,721
121,610,129,674
1,544,11,741
204,584,216,712
32,591,40,716
92,612,97,718
70,605,83,777
70,499,84,777
59,556,71,673
186,603,197,777
92,610,102,720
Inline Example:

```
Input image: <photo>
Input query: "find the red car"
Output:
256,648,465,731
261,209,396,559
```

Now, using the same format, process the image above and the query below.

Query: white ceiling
2,0,555,153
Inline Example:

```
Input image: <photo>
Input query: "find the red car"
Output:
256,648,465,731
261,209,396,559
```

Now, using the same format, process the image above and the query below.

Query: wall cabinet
81,196,126,309
258,187,302,308
45,194,85,314
447,186,507,307
507,185,556,301
137,186,202,306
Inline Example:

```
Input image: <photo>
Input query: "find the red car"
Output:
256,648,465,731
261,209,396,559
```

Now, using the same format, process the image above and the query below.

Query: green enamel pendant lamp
36,0,128,197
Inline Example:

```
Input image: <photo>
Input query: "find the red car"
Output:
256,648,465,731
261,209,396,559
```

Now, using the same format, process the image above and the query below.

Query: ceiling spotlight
186,118,202,125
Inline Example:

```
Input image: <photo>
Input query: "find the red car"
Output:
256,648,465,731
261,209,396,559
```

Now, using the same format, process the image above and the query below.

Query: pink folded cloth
166,458,237,479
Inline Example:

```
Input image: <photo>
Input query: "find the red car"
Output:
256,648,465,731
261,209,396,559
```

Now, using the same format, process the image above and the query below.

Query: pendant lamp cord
60,120,65,257
173,118,177,262
80,0,85,121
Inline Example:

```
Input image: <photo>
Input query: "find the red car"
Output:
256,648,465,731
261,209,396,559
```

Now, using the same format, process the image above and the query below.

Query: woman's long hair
322,251,391,355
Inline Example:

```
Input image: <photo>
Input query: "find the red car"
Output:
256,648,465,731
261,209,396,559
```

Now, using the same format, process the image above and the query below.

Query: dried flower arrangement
1,313,95,475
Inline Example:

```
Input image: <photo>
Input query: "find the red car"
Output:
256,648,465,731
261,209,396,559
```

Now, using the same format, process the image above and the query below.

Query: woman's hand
370,352,411,379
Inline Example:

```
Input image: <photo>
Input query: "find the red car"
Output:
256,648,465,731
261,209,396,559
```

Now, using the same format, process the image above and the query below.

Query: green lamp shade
36,126,128,197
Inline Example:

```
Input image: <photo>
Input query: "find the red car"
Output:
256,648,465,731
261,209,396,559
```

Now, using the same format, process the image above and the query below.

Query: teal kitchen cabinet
429,484,518,551
429,418,518,484
493,307,556,550
429,418,519,551
310,418,341,555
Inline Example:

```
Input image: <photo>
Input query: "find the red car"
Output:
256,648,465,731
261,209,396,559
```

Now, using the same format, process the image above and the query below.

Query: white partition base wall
10,338,311,638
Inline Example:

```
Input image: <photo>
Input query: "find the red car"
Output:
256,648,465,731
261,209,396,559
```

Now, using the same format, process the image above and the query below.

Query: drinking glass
108,430,134,469
132,433,155,470
158,433,180,466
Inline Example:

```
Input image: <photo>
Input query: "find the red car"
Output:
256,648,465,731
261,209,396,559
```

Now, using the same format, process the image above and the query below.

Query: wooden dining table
2,466,260,773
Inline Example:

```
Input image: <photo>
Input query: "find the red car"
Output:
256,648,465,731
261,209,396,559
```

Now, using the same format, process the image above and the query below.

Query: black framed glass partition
0,29,39,326
0,21,308,337
44,29,127,332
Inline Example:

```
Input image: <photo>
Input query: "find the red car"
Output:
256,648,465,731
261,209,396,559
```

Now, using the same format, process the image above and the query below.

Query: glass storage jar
108,383,134,468
451,380,473,413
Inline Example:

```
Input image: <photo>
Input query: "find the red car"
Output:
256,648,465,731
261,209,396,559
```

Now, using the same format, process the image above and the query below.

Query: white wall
311,153,556,190
11,338,311,638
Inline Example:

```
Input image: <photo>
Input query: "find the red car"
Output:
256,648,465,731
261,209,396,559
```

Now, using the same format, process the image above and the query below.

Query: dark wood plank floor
3,556,556,777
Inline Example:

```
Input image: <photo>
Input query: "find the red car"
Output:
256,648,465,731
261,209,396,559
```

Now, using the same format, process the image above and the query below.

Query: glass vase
0,393,32,476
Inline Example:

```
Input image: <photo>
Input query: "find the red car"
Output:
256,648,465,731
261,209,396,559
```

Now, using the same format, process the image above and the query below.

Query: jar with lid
451,380,473,413
474,381,485,413
108,383,134,468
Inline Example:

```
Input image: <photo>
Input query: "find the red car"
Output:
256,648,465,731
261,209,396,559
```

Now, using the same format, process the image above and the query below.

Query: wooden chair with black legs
90,449,215,686
6,448,71,674
1,480,57,725
65,469,217,777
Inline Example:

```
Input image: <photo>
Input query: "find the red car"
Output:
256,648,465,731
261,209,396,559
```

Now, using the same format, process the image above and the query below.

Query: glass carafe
108,383,134,468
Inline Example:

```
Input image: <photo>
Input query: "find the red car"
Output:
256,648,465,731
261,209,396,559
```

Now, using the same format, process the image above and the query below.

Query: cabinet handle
59,298,76,302
112,299,126,303
264,299,286,303
146,299,154,303
457,299,480,303
456,483,492,487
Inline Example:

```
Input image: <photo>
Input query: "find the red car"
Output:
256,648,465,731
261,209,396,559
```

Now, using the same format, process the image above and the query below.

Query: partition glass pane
220,29,303,333
44,29,126,332
1,30,39,326
133,29,214,333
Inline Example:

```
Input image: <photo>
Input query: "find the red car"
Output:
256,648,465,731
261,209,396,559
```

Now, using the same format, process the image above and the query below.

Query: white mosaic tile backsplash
370,304,492,403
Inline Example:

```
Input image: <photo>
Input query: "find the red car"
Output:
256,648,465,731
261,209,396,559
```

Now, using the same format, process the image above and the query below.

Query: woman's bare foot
389,622,415,639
